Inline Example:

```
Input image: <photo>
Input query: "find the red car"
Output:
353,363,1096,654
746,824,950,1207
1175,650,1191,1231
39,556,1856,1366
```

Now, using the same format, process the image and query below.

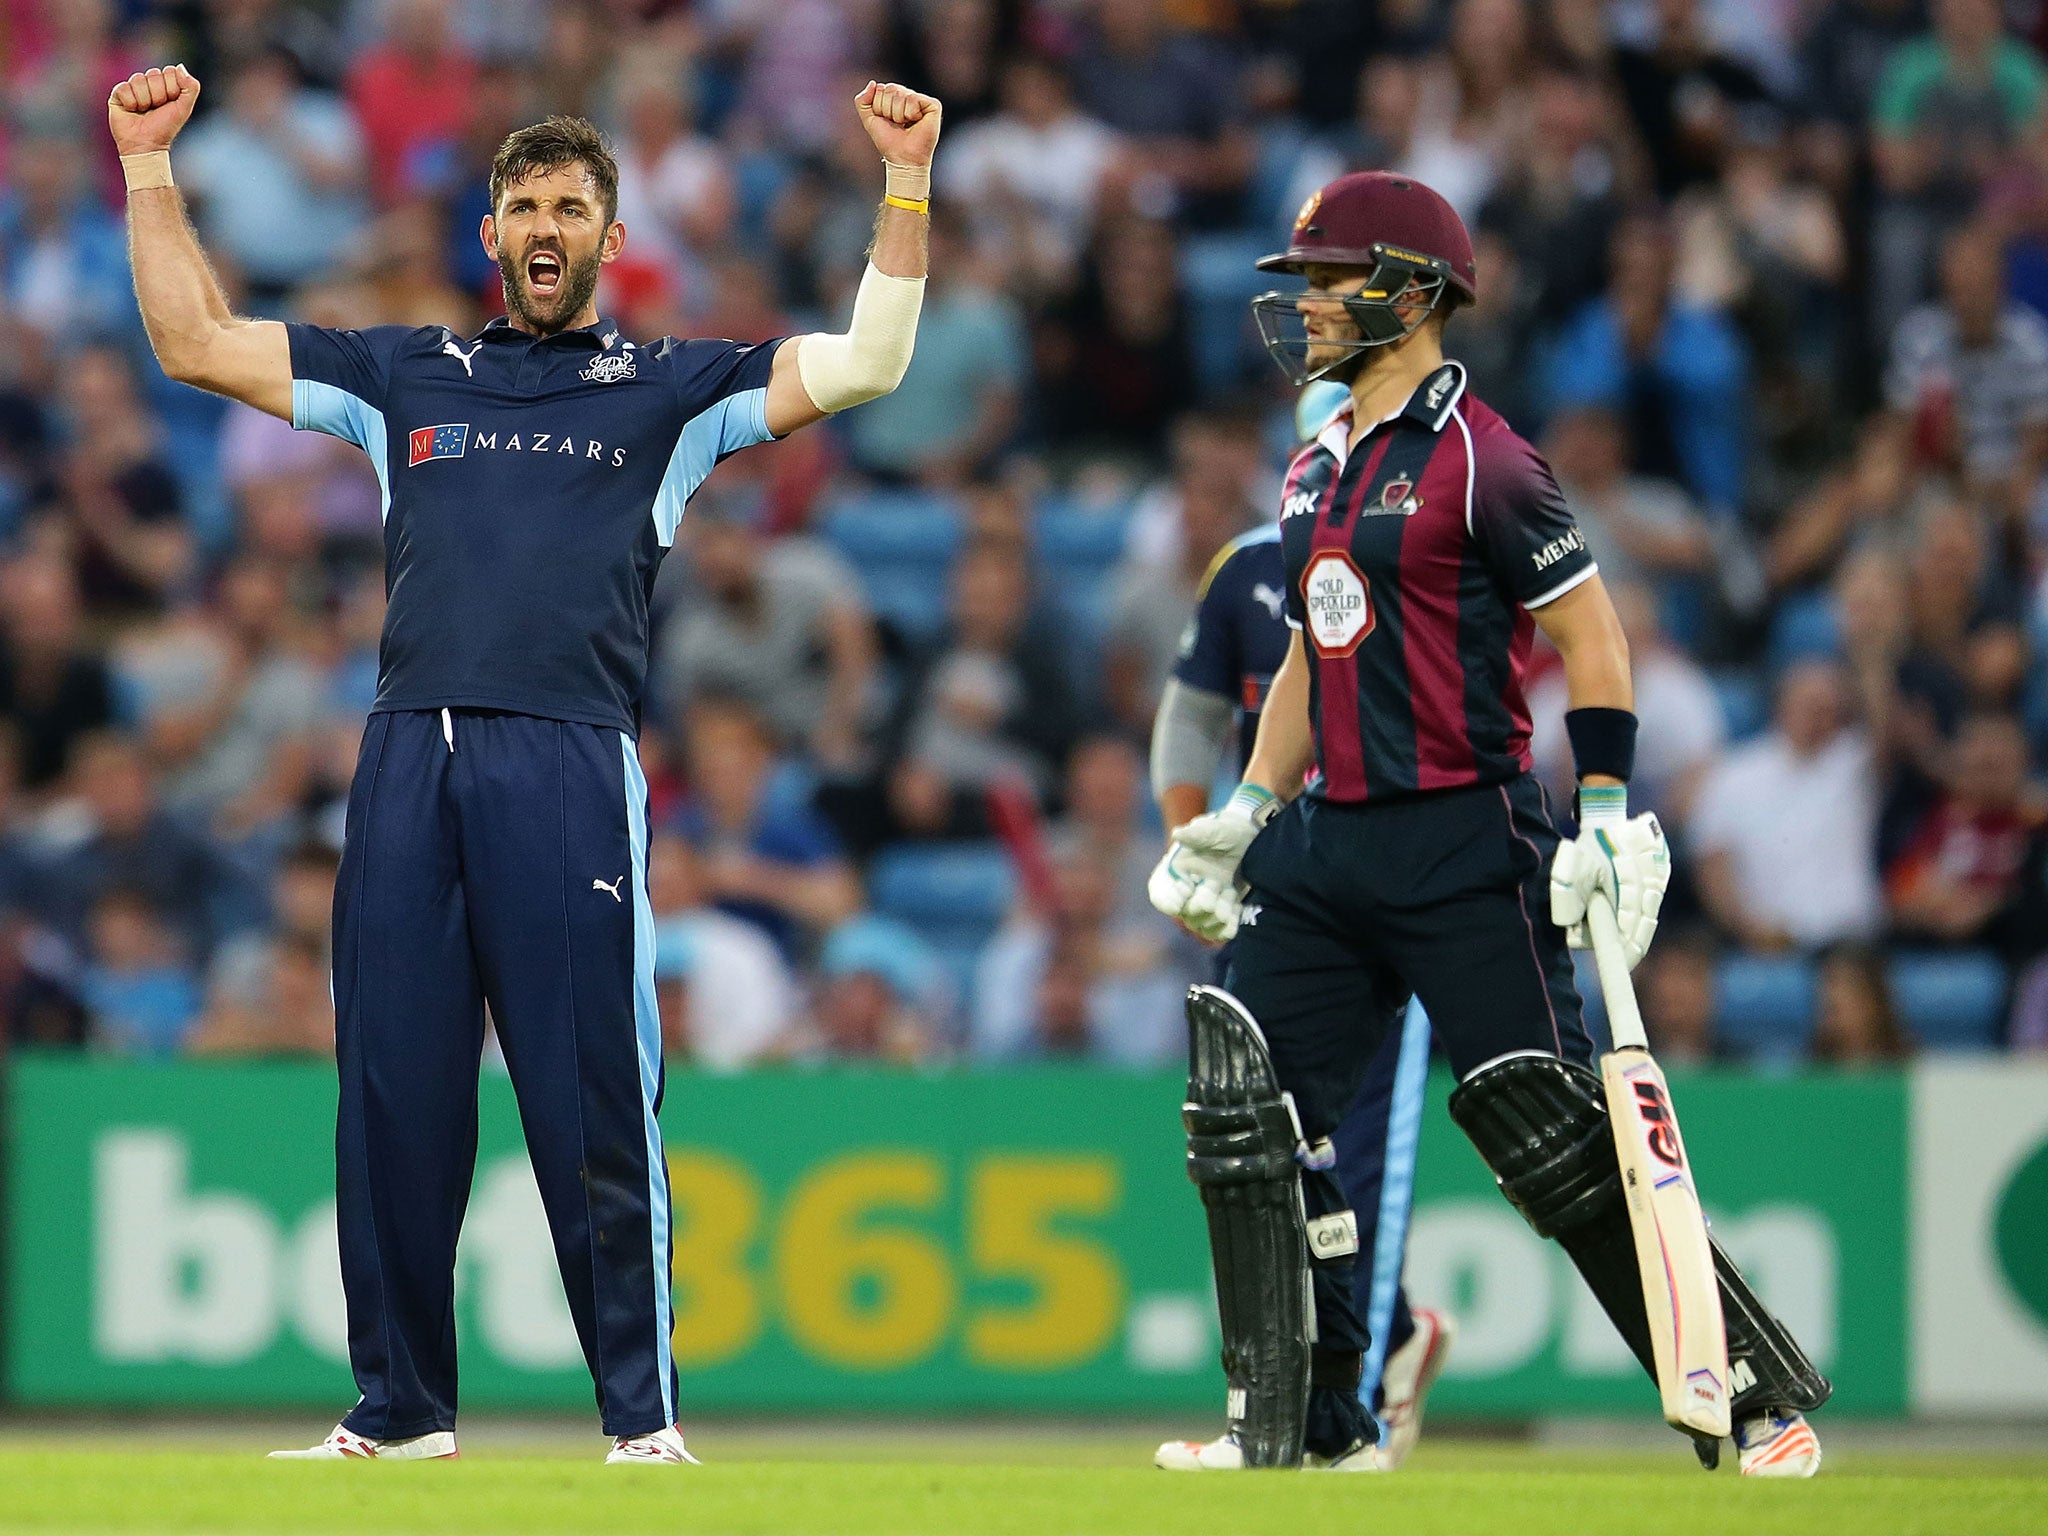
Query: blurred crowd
5,0,2048,1070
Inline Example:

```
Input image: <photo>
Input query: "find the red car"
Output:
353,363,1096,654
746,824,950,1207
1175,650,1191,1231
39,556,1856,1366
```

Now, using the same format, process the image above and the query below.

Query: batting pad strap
1309,1345,1364,1393
795,262,925,413
121,151,173,191
1565,707,1637,786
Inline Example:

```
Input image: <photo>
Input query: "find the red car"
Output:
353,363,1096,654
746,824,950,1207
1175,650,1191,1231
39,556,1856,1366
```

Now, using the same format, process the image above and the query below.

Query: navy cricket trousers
332,708,673,1439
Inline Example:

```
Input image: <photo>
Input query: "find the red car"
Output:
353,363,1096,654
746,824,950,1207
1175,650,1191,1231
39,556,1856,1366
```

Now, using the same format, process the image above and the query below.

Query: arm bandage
121,151,174,191
1150,679,1237,802
795,261,925,413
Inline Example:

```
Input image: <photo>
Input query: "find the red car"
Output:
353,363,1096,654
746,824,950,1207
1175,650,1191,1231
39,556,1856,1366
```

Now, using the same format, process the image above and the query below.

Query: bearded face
498,234,603,334
487,163,615,335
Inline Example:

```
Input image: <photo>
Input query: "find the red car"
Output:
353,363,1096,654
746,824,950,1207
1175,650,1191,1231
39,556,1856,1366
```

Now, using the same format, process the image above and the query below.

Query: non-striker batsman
109,61,940,1463
1148,171,1831,1476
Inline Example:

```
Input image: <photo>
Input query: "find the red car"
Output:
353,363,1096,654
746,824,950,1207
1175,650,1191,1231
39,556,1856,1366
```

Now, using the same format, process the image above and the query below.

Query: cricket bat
1586,893,1732,1440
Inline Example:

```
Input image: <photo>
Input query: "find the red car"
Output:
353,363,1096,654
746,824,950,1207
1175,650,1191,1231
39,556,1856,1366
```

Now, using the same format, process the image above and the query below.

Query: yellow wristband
883,193,929,215
121,151,174,192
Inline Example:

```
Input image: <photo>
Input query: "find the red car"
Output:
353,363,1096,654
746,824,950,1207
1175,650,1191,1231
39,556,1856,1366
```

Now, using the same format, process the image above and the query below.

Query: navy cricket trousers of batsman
331,707,674,1440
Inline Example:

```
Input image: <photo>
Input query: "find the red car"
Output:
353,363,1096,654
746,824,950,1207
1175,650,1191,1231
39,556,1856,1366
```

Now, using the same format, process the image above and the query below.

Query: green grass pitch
0,1432,2042,1536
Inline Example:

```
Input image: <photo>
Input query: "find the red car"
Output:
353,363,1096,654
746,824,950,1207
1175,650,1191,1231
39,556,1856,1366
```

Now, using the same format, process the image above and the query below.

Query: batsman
1147,172,1830,1476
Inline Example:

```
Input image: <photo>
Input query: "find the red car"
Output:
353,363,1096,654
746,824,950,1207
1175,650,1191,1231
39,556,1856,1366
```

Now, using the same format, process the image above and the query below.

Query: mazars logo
1302,550,1374,657
408,422,469,465
408,424,628,468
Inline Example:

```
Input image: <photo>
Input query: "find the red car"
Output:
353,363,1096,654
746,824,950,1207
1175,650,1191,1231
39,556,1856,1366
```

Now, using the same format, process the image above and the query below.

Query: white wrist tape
796,261,924,414
121,151,174,192
885,160,931,202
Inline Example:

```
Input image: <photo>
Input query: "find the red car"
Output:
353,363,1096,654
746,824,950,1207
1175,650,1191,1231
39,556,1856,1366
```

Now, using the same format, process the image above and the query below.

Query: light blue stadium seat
1036,503,1131,568
1888,950,2006,1051
1180,232,1278,396
1765,591,1840,672
1714,954,1816,1063
868,842,1018,953
1709,668,1770,743
822,492,964,641
821,491,964,562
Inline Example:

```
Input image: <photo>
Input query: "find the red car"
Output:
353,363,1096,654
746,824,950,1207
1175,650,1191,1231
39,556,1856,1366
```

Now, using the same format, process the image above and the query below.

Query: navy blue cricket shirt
1172,524,1290,779
289,315,781,735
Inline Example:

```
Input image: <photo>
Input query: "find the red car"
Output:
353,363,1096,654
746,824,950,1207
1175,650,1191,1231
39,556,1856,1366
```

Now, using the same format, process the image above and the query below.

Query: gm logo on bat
1632,1080,1683,1169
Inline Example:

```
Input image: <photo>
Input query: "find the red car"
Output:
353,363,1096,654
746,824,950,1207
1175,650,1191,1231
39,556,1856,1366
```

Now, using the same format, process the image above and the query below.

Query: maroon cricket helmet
1257,170,1478,304
1250,171,1479,384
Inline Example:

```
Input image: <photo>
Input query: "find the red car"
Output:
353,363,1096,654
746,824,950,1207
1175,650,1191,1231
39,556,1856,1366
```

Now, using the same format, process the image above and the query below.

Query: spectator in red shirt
1887,709,2044,942
346,0,477,203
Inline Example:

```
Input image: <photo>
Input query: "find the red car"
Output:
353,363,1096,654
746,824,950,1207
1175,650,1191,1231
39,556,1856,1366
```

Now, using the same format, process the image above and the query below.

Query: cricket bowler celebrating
1147,171,1830,1476
109,62,940,1463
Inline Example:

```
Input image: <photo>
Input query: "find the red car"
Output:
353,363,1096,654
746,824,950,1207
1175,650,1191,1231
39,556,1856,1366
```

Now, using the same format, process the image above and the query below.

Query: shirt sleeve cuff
1524,561,1598,610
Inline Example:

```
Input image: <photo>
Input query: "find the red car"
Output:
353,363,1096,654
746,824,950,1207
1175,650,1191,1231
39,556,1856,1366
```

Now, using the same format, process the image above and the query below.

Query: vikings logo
581,353,636,384
1294,188,1323,236
1379,478,1423,517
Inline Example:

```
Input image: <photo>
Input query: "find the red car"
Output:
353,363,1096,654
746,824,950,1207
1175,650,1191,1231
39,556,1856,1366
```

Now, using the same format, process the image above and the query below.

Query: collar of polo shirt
477,314,622,348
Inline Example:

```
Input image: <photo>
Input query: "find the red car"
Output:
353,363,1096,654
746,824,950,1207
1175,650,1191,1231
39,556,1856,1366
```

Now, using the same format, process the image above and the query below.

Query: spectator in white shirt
1691,658,1883,951
941,51,1125,293
607,55,736,279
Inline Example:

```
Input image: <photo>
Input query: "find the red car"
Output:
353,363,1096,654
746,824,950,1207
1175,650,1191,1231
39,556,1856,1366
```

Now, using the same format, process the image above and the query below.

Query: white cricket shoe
267,1424,458,1460
1735,1409,1822,1478
1374,1308,1457,1470
606,1425,699,1465
1155,1433,1247,1470
1307,1440,1384,1472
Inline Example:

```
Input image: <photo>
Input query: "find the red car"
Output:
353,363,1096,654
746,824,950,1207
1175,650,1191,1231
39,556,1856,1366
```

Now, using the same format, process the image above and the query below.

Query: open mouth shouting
526,248,565,300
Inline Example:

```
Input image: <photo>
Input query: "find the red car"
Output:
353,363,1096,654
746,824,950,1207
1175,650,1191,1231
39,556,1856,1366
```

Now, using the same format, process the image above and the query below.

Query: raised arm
764,82,941,437
108,66,292,419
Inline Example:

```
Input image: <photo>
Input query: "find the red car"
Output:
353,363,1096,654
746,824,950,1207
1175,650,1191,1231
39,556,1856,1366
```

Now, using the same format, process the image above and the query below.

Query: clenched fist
856,81,942,169
108,65,202,155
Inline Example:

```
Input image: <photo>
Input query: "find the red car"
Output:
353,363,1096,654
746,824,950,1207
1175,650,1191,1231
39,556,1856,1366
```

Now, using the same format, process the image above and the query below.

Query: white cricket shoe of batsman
267,1424,458,1460
1148,784,1281,944
606,1425,700,1465
1549,790,1669,971
1154,1432,1249,1470
1735,1409,1822,1478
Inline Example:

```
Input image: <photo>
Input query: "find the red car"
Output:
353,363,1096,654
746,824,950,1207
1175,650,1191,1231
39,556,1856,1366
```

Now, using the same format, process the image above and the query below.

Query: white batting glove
1550,787,1670,970
1147,784,1280,944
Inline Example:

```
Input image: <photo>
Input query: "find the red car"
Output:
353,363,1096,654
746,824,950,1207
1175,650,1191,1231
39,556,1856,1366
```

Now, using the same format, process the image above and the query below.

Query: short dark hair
489,115,620,226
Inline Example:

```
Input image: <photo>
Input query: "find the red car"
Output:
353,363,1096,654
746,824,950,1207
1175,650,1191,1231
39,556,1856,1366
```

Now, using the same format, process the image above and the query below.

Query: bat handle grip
1585,892,1650,1052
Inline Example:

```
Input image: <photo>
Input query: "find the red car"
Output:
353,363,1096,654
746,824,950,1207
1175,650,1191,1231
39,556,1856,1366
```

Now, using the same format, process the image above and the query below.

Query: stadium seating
1887,950,2006,1051
868,841,1020,1012
1180,232,1281,397
1714,947,2008,1060
868,841,1016,950
1708,668,1770,743
1764,590,1841,672
1714,954,1817,1064
1035,497,1133,650
821,490,964,642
